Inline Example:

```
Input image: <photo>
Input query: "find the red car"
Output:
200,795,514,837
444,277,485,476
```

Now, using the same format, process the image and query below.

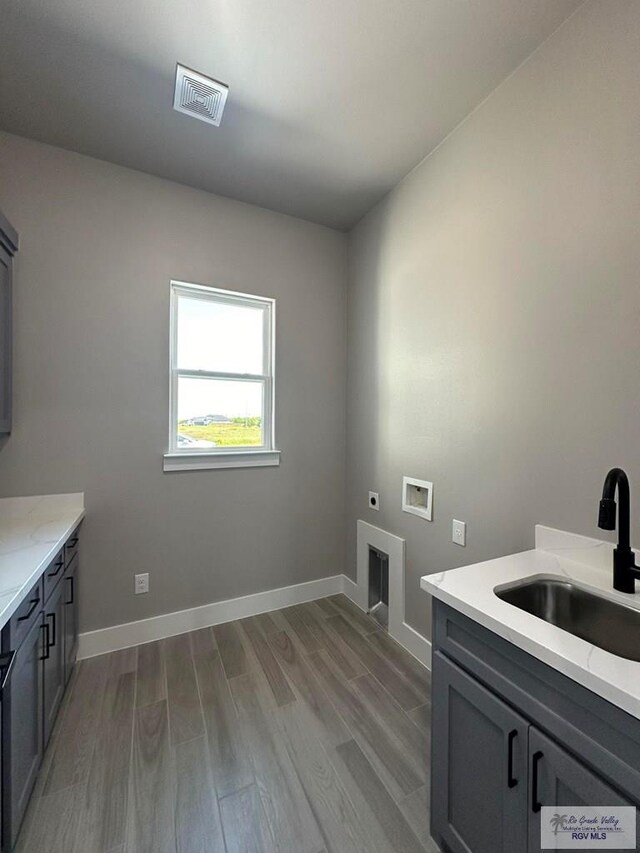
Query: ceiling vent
173,64,229,127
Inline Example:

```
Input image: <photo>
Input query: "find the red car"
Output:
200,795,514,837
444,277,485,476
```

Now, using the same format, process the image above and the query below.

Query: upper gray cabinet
0,210,18,435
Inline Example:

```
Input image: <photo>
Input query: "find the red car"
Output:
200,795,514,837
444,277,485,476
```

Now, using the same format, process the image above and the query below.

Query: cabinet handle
0,649,16,695
65,575,74,606
17,596,40,622
507,729,518,788
48,558,64,578
47,611,57,647
531,750,544,813
40,622,51,661
67,536,79,548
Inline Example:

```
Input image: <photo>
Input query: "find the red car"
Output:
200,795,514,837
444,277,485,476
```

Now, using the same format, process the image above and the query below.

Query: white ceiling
0,0,582,230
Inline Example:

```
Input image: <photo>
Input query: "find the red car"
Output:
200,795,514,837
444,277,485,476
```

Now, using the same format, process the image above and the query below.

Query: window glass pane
177,294,265,375
176,377,264,448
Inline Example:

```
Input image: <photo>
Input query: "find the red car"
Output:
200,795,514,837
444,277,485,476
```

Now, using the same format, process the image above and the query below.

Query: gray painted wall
0,133,348,633
347,0,640,638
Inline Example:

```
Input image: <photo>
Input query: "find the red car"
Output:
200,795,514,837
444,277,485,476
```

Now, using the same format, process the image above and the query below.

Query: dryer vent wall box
402,476,433,521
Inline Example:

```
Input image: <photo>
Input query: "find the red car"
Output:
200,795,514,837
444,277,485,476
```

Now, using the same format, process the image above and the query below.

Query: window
164,281,278,471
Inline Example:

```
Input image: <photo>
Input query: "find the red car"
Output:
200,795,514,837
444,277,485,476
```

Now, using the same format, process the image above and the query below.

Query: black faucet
598,467,640,593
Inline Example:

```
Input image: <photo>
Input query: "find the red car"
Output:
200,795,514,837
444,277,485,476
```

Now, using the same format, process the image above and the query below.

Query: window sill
163,449,281,472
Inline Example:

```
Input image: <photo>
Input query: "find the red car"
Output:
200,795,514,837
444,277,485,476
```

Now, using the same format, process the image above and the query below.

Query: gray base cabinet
432,651,528,853
3,617,43,851
1,528,80,850
527,728,635,853
431,600,640,853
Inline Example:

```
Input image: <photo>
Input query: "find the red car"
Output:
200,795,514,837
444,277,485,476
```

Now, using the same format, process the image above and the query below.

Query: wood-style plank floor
15,595,439,853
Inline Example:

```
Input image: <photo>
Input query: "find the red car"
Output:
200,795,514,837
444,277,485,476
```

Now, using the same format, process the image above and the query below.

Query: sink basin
495,577,640,662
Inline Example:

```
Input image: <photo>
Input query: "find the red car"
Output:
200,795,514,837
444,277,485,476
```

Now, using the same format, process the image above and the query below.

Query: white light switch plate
452,519,466,546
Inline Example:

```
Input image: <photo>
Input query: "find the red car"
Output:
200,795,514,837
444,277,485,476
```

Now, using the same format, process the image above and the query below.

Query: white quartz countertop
0,493,85,631
421,525,640,720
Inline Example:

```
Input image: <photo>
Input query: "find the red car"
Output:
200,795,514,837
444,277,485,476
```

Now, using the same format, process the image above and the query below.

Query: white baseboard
79,570,432,669
79,573,344,659
341,574,359,600
341,572,432,670
395,620,432,669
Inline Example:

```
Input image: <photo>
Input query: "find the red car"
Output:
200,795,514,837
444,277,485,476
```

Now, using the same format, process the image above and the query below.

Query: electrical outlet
135,572,149,594
368,491,380,511
452,519,466,547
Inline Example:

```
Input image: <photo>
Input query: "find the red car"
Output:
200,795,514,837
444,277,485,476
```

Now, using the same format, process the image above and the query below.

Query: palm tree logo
550,814,568,835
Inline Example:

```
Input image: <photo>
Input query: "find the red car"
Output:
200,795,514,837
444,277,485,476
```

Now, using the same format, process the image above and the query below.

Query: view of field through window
177,377,263,447
178,417,262,447
174,291,268,450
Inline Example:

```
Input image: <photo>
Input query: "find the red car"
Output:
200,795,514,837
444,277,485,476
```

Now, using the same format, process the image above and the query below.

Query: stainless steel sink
495,577,640,662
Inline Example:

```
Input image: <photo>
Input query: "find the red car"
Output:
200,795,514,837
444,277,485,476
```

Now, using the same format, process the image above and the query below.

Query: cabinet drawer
7,578,43,651
64,528,80,567
43,548,65,604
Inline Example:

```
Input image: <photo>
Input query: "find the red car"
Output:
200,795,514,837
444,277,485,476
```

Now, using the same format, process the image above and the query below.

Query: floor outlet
135,572,149,594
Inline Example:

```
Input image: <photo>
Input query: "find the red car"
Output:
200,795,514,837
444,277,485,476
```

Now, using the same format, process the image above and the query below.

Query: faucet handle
598,498,617,530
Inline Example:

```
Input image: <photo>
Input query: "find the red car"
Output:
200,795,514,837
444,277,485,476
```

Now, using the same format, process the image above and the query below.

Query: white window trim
164,280,280,472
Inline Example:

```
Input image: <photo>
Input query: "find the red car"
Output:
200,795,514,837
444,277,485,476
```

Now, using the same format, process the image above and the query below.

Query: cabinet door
431,652,529,853
528,728,637,853
3,616,44,849
43,582,65,747
63,553,79,683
